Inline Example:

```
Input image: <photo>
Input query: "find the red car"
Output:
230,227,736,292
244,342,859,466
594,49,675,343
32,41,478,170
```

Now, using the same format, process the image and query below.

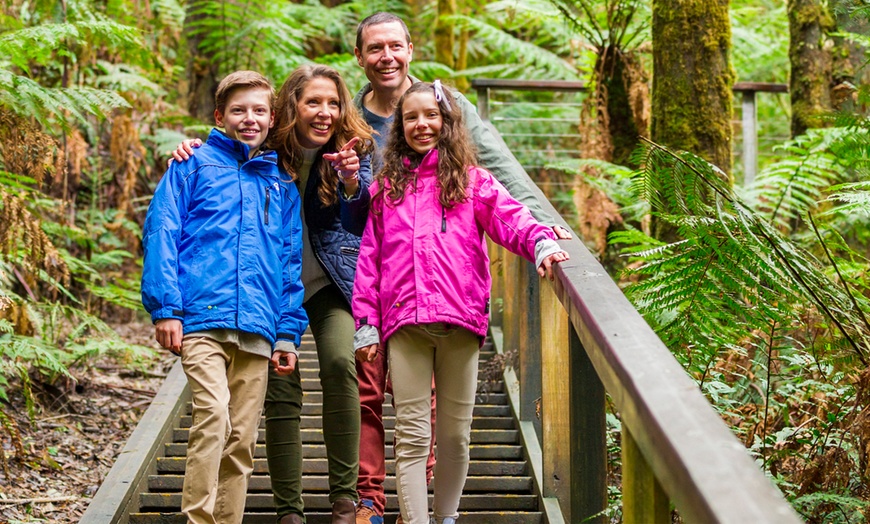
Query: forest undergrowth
0,320,170,524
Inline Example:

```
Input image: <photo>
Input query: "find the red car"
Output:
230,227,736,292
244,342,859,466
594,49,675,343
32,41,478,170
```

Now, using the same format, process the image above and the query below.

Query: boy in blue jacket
141,70,308,524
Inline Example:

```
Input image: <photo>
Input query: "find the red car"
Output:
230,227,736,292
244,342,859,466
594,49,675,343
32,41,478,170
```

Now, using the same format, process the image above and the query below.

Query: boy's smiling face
215,87,274,157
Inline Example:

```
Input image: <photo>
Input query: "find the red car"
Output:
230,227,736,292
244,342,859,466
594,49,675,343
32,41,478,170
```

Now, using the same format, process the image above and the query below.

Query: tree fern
618,141,870,373
448,14,583,81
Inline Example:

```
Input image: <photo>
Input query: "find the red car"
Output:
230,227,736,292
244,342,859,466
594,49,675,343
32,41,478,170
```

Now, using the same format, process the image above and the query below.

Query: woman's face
294,76,341,149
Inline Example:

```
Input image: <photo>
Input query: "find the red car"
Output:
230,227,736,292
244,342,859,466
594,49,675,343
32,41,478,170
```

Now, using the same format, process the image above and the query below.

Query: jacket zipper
441,206,446,233
264,188,271,225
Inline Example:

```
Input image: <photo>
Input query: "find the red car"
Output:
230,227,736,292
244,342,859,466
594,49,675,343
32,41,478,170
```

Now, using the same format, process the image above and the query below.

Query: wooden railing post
540,280,571,515
570,324,607,523
477,86,490,120
521,260,543,438
622,425,669,524
488,240,504,328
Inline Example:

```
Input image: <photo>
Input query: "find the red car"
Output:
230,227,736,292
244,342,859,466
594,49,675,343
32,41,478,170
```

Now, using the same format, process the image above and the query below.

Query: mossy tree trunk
788,0,834,136
651,0,734,173
435,0,456,69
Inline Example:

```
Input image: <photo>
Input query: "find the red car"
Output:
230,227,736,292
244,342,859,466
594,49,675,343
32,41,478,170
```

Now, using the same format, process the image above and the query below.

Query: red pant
357,345,436,515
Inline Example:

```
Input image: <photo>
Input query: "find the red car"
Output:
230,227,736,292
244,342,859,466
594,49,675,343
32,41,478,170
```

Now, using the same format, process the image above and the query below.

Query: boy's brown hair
214,70,275,114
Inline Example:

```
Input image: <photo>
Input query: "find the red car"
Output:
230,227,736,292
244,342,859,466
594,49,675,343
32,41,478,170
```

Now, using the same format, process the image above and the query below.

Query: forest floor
0,320,175,523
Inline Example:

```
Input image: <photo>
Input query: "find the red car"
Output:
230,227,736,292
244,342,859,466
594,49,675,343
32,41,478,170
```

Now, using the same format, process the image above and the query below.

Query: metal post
742,90,758,185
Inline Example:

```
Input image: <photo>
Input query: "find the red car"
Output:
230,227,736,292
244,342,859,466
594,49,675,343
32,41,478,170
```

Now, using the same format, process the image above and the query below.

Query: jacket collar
403,148,439,175
206,128,278,165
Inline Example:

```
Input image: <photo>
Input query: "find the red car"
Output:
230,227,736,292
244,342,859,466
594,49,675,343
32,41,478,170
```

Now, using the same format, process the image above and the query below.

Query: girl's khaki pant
389,323,480,524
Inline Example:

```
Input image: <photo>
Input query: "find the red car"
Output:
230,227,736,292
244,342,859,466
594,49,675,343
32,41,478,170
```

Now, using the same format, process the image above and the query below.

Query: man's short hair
215,70,274,113
355,12,411,51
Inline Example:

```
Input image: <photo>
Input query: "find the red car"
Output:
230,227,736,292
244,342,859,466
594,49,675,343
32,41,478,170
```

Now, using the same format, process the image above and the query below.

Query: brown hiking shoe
332,498,356,524
355,500,384,524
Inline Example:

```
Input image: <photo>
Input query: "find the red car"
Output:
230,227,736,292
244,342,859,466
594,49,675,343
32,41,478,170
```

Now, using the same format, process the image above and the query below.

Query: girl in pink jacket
352,81,569,524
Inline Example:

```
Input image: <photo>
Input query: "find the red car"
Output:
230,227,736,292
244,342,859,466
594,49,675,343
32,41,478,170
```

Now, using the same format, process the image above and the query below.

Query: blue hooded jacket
141,129,308,347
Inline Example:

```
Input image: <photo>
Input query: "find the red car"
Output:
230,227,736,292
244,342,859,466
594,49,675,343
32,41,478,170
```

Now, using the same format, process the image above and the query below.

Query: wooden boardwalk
121,333,542,523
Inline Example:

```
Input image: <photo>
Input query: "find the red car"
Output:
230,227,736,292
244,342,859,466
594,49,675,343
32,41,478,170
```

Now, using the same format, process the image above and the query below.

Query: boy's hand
323,137,361,195
167,138,203,166
271,350,298,376
355,343,379,363
537,251,570,281
155,319,183,355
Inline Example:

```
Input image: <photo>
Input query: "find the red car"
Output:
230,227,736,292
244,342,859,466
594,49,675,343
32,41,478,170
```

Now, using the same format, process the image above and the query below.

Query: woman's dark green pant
265,285,360,519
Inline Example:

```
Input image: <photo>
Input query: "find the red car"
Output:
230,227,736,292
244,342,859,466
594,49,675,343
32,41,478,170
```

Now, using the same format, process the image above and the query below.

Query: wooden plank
567,319,607,523
732,81,788,93
129,511,543,524
137,493,539,511
156,457,529,476
622,426,668,524
520,259,543,439
79,360,190,524
147,474,533,493
539,281,571,513
471,78,587,92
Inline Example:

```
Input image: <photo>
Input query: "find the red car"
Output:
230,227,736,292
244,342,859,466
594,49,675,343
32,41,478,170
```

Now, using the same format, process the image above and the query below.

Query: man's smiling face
355,21,414,93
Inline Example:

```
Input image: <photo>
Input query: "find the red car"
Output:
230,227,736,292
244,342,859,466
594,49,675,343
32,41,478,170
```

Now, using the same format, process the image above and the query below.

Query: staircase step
129,511,542,524
129,335,538,523
178,415,515,430
147,474,533,493
137,493,538,512
171,427,519,445
155,457,529,476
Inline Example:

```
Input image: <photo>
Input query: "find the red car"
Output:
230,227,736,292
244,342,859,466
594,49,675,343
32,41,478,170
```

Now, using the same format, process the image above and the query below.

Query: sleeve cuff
353,324,380,351
274,340,299,357
535,239,564,269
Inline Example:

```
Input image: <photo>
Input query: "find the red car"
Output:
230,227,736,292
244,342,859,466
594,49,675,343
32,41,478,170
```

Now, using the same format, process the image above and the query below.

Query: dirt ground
0,321,175,523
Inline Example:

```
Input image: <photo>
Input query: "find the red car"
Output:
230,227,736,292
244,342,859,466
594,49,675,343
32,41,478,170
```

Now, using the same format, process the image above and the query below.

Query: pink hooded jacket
352,149,556,344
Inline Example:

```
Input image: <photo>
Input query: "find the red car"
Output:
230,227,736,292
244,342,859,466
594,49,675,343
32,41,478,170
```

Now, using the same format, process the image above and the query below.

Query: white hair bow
433,80,451,111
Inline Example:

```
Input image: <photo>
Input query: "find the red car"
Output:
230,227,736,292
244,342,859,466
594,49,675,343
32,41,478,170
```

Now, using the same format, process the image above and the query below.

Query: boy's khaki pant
180,334,269,524
389,324,480,524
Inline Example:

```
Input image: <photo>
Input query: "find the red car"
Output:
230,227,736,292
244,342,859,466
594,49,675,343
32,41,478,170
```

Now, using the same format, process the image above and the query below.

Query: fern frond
741,129,847,231
448,15,581,81
0,71,131,134
616,140,870,365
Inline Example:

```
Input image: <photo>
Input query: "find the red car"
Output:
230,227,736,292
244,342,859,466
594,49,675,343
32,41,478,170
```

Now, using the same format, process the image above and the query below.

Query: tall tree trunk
600,46,648,166
651,0,734,173
184,6,219,122
435,0,456,69
788,0,834,136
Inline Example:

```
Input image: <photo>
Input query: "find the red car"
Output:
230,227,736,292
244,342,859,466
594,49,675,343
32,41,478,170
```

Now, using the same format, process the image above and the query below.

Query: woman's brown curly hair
376,81,478,209
268,64,374,207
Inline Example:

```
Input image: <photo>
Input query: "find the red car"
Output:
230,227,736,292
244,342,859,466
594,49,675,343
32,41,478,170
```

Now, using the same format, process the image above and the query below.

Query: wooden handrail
484,120,802,523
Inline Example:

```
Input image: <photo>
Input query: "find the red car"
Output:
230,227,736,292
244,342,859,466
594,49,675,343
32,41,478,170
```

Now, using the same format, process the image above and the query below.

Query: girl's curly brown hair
268,64,374,207
376,81,478,209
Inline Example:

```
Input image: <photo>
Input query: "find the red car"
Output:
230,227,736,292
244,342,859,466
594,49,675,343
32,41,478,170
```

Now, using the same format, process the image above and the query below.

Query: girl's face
401,91,442,155
295,76,341,149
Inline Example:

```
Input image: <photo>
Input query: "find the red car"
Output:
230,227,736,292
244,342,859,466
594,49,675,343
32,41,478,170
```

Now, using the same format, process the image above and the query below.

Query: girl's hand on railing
552,225,572,239
537,251,570,281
